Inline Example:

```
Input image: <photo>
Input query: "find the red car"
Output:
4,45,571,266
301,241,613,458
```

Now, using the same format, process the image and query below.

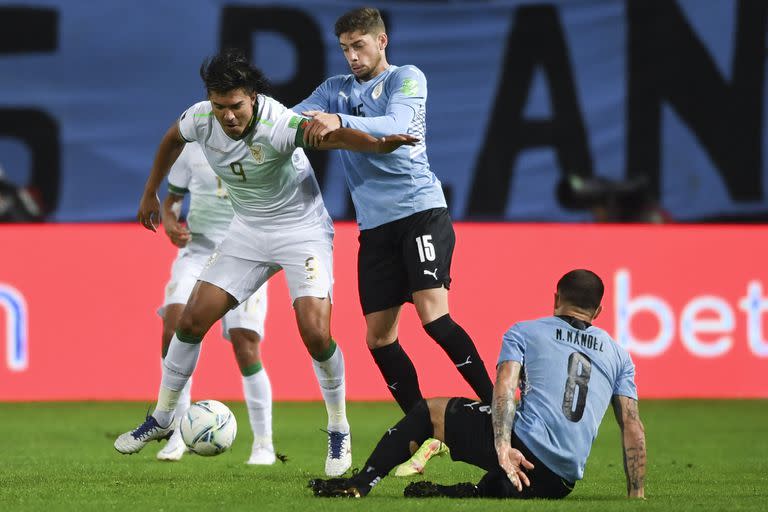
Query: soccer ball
179,400,237,456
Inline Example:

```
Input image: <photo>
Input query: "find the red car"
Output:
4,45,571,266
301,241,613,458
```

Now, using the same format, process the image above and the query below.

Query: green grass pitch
1,400,766,511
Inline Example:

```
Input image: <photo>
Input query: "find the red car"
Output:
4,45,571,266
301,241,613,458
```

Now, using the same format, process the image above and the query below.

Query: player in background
293,7,493,475
155,142,274,465
309,270,646,499
114,49,418,477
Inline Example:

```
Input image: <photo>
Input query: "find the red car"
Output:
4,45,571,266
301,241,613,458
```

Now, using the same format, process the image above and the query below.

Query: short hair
199,49,268,96
334,7,386,38
556,269,604,312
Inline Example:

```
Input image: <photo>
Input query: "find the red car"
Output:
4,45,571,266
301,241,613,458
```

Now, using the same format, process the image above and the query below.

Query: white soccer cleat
114,414,174,454
247,441,277,465
156,427,188,461
324,430,352,477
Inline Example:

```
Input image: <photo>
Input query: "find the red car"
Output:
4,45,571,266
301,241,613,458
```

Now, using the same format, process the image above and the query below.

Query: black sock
370,340,423,413
424,314,494,404
351,399,433,495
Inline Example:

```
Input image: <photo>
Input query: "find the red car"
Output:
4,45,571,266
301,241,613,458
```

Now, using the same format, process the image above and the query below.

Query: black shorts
443,397,575,499
358,208,455,315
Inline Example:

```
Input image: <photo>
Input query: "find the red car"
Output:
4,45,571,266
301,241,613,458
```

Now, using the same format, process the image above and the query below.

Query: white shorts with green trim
198,215,334,305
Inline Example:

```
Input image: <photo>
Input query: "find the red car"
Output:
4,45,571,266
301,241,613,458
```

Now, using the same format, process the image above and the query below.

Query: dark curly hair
199,48,269,95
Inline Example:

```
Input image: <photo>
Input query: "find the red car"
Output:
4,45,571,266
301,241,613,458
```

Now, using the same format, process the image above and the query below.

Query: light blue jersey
498,316,638,482
292,65,446,230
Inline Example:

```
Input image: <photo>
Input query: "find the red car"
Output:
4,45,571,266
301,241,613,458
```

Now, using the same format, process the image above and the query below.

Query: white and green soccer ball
179,400,237,456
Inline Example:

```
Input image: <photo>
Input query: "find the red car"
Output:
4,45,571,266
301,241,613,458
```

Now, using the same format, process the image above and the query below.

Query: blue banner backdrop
0,0,766,222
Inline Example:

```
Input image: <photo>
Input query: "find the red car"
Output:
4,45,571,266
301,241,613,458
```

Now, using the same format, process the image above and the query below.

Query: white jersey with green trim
167,142,234,243
178,95,328,230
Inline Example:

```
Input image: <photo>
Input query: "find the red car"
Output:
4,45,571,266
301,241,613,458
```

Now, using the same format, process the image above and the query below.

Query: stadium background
1,0,766,401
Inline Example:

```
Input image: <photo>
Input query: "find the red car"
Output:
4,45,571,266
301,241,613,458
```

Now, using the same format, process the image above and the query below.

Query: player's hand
496,446,534,492
302,111,341,148
162,218,191,248
376,134,420,153
137,192,161,232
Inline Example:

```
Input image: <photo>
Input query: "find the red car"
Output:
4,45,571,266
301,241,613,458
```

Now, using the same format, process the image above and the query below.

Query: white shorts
198,215,334,304
159,236,268,339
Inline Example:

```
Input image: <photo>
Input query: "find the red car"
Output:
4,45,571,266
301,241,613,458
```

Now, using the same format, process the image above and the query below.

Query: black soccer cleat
404,481,479,498
308,477,362,498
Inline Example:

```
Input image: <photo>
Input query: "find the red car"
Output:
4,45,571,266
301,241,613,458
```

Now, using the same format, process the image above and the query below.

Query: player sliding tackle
310,270,647,498
114,49,418,477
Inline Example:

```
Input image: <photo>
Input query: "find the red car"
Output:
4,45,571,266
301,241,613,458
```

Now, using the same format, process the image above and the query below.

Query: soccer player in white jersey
292,7,494,475
155,142,274,465
310,270,647,499
114,49,418,477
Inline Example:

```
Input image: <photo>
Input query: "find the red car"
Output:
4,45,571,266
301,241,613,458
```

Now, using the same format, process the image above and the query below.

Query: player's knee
230,328,261,347
414,288,449,324
177,313,210,337
365,332,396,349
296,314,331,353
302,330,330,357
364,320,398,349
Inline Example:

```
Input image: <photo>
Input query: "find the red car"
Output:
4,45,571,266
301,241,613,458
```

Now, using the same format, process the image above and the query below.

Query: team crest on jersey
304,257,319,281
372,81,384,100
249,143,265,164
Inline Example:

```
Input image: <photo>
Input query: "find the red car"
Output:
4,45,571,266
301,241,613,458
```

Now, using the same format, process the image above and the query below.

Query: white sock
175,376,192,425
242,368,273,447
154,335,201,426
159,358,192,427
312,344,349,433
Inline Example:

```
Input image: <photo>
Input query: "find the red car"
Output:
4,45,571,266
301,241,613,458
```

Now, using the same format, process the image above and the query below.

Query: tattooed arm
612,395,647,498
492,361,533,492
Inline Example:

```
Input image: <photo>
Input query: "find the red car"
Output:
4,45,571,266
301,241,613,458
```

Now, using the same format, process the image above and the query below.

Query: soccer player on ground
309,269,647,499
114,49,419,476
155,142,274,465
292,6,494,475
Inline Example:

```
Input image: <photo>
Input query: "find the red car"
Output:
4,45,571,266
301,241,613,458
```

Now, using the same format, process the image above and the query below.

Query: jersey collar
235,112,257,140
556,315,592,330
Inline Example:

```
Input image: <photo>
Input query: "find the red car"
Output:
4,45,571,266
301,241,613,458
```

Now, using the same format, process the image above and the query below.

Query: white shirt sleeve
268,110,310,154
178,101,210,143
167,144,194,193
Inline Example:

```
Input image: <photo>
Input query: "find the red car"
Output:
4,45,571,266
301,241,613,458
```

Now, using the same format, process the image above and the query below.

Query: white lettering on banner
0,284,28,371
680,297,733,358
614,271,767,359
615,269,674,357
739,281,768,357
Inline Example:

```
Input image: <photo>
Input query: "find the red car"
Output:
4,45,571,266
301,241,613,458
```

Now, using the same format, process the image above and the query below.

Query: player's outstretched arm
161,193,190,248
312,128,419,153
612,395,647,499
138,122,186,232
301,106,414,148
492,361,533,492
